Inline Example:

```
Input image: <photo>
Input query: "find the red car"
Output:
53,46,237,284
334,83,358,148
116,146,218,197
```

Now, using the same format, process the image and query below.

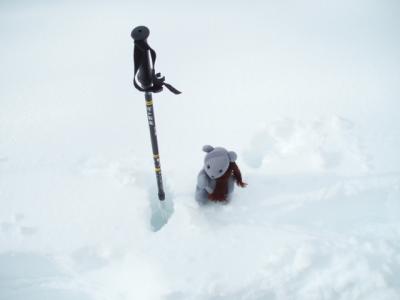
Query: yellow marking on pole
146,100,153,106
155,167,161,173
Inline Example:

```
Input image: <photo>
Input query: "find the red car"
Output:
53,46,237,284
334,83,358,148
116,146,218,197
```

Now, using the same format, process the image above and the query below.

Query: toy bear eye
219,169,223,173
207,165,210,169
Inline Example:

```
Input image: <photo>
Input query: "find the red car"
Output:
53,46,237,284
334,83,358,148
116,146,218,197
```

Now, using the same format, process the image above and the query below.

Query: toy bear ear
228,151,237,162
202,145,214,153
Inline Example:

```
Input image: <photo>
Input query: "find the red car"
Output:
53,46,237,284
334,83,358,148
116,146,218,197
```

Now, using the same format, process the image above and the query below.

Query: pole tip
131,26,150,41
158,191,165,201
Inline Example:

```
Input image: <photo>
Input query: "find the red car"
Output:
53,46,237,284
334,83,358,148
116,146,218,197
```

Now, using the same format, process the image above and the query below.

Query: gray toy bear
195,145,247,204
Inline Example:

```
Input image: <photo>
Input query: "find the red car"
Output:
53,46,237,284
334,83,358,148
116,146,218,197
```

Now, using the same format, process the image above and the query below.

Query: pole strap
134,40,181,94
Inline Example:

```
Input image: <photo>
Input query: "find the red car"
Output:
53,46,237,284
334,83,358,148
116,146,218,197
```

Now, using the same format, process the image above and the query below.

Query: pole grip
131,26,153,89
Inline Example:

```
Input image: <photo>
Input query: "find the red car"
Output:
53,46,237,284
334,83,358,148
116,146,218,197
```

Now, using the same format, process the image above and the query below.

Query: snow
1,1,400,300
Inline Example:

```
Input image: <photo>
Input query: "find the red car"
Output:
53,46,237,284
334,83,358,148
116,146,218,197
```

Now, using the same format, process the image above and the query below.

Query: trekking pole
131,26,181,201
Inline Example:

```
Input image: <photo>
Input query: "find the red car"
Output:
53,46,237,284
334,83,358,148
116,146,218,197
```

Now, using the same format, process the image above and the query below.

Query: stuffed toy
195,145,247,204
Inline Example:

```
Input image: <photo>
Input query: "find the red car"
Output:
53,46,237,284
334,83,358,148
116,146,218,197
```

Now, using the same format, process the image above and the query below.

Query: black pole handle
131,25,181,94
131,26,153,90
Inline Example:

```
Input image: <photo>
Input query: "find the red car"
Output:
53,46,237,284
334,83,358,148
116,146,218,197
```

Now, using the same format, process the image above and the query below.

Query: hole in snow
149,186,174,232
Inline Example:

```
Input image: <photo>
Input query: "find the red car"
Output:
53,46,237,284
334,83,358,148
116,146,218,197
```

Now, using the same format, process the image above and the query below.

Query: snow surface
1,1,400,300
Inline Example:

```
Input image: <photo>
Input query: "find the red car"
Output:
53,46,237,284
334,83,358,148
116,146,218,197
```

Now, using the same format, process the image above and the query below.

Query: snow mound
243,116,372,176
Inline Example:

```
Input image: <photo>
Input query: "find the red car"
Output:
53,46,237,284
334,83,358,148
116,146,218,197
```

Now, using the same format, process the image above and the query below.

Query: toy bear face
202,145,237,180
204,154,230,179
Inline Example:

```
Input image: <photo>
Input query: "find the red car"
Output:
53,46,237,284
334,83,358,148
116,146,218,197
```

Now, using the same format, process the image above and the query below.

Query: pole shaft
144,92,165,200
